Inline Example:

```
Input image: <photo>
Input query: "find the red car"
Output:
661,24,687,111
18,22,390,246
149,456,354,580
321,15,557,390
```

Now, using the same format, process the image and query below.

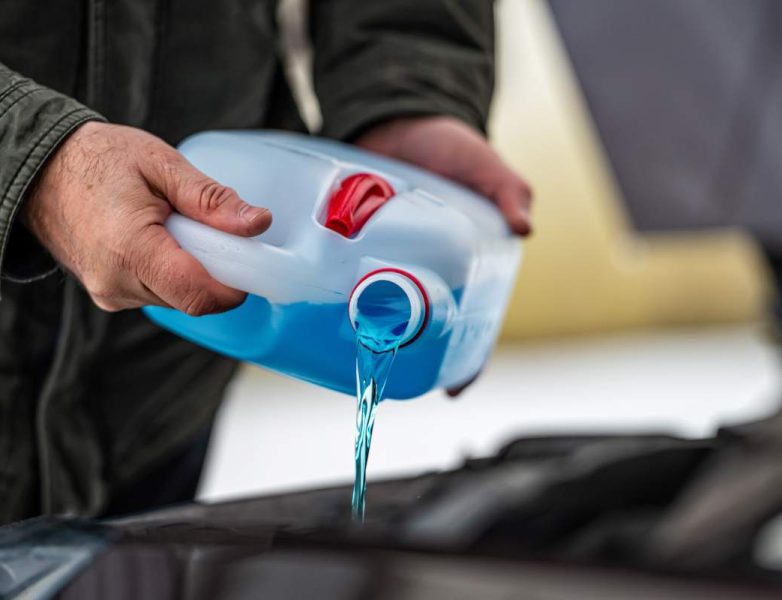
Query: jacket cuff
0,74,103,291
322,95,488,144
1,222,59,283
317,62,493,143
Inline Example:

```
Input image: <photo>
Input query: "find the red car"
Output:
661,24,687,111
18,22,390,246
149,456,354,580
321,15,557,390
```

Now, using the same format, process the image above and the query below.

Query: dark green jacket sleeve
310,0,495,141
0,64,102,290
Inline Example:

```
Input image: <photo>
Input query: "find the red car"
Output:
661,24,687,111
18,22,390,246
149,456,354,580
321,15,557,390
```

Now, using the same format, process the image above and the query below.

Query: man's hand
355,116,533,235
24,122,271,314
356,116,533,396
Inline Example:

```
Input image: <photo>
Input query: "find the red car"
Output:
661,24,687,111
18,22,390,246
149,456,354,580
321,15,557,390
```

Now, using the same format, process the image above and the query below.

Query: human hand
355,116,533,396
24,121,272,314
354,115,533,235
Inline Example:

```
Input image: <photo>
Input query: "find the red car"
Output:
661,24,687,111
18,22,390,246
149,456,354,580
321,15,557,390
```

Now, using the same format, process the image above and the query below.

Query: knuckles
180,288,240,317
195,180,237,214
84,278,121,306
181,289,218,316
181,287,246,316
91,297,126,313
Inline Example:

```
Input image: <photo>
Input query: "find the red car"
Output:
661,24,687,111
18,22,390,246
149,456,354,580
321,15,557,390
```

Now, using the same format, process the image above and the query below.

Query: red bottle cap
325,173,395,237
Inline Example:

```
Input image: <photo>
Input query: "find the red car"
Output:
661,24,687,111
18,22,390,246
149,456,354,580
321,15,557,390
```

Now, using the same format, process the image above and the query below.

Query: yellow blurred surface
492,0,771,339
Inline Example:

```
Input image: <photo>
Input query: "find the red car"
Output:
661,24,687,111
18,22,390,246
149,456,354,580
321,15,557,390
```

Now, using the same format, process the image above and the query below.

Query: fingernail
516,208,532,235
239,204,268,224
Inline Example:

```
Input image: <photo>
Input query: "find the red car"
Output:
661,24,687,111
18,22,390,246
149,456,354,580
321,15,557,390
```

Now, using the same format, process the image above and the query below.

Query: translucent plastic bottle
142,131,522,399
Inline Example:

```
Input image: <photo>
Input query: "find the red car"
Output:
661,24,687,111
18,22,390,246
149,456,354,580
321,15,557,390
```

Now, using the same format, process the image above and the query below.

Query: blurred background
199,0,781,502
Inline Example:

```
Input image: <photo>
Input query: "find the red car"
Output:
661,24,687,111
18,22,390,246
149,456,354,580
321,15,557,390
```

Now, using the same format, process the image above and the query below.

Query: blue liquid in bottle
351,280,413,522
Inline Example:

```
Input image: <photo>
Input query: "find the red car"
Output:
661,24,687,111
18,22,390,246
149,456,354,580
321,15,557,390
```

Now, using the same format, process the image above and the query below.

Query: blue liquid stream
351,344,396,521
351,281,412,522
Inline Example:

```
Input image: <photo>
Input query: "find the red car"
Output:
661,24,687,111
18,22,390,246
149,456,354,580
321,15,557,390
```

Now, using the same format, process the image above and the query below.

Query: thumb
146,151,272,237
445,368,483,398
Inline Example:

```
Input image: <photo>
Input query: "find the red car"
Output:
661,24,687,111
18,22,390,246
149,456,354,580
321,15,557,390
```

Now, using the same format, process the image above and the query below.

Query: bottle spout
348,269,428,352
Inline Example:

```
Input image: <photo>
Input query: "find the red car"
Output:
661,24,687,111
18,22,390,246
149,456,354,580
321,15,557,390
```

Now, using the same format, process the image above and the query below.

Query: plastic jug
143,131,521,399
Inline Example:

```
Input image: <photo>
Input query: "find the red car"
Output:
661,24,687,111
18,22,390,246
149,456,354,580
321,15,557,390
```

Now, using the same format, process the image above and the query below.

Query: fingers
135,225,247,315
145,151,272,237
493,172,534,236
445,368,483,398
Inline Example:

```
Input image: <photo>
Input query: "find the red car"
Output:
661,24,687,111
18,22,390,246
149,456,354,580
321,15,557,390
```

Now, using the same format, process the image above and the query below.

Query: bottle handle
166,213,339,304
